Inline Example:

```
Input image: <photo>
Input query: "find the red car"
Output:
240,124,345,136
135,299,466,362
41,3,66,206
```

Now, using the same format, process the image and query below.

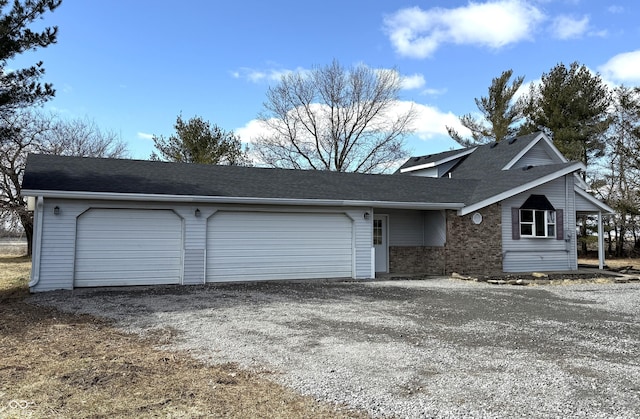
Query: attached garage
74,208,183,287
206,211,353,282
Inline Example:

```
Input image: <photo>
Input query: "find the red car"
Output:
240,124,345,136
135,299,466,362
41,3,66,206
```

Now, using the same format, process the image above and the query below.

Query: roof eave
21,189,465,210
458,162,586,215
400,147,477,173
574,186,615,214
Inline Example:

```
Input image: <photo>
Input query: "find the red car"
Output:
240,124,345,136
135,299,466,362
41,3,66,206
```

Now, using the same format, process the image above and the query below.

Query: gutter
20,189,465,211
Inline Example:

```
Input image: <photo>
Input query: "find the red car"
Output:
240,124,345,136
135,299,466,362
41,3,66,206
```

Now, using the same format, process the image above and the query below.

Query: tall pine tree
521,62,611,170
0,0,61,116
448,69,525,147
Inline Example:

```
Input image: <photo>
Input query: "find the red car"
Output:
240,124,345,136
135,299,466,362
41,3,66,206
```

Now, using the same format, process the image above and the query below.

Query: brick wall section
444,203,503,275
389,246,445,275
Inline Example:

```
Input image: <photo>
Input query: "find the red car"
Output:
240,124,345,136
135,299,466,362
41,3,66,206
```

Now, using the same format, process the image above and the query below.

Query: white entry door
374,215,388,272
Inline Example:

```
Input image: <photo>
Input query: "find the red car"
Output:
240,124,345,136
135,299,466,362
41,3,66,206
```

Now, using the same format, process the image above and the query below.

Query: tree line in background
448,63,640,257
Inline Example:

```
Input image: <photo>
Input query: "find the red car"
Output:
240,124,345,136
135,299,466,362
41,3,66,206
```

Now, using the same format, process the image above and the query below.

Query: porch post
598,211,604,270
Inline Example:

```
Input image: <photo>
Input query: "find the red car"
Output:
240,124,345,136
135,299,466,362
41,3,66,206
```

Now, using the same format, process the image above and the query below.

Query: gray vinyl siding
354,208,374,279
407,167,438,177
501,176,577,272
183,249,205,284
510,142,561,169
31,200,373,291
424,211,447,246
382,209,446,247
575,190,603,212
437,160,460,177
35,199,78,291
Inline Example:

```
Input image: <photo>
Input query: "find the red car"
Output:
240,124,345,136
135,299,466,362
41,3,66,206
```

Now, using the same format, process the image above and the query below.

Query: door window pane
373,219,382,245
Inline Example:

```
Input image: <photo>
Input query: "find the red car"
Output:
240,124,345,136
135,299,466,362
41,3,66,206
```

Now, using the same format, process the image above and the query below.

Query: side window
373,219,382,245
519,209,556,238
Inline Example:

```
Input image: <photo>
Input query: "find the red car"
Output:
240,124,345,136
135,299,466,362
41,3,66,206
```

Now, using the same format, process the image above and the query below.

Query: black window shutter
512,207,520,240
556,209,564,240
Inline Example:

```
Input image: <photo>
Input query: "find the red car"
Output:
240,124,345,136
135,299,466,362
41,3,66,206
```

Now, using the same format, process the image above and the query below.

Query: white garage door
206,211,353,282
75,209,183,287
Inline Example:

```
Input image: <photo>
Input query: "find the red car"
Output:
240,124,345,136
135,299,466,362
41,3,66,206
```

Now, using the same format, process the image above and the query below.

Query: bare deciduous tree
253,60,416,173
1,111,128,254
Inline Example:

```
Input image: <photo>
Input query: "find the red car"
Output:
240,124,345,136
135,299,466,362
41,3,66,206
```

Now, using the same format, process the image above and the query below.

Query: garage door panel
207,211,353,282
75,209,182,287
75,258,181,272
214,246,351,259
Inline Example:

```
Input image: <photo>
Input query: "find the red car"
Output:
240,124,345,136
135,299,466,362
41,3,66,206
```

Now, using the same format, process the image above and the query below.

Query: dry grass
579,257,640,270
0,255,366,418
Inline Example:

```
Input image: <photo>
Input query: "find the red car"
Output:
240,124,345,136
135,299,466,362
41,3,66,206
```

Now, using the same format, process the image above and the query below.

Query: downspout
29,196,44,288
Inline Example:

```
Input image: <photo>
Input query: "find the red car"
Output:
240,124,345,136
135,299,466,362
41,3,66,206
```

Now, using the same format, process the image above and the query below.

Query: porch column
598,211,604,270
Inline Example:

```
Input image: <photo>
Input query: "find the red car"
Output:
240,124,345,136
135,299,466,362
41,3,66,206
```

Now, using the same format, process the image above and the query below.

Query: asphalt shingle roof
397,147,473,171
22,132,580,209
22,154,476,204
398,132,542,174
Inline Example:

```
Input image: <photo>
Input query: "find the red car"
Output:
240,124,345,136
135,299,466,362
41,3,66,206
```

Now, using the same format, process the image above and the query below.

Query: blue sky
10,0,640,161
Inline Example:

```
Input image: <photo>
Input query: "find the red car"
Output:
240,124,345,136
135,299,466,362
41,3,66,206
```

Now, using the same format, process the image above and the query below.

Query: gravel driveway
32,278,640,418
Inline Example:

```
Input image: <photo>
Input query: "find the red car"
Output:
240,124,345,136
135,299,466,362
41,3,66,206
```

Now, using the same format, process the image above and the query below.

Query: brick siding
444,203,503,274
387,204,503,275
389,246,445,275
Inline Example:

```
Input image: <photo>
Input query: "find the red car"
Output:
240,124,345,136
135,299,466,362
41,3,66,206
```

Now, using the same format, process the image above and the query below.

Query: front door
373,215,388,272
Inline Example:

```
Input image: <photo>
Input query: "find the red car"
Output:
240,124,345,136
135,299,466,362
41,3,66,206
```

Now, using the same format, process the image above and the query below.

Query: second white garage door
206,211,353,282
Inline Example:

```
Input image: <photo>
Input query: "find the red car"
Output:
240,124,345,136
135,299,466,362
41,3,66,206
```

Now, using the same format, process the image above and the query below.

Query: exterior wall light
195,208,201,217
364,212,370,220
54,206,60,215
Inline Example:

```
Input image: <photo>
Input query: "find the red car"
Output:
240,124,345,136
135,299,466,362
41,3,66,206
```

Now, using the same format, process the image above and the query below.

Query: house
21,132,613,292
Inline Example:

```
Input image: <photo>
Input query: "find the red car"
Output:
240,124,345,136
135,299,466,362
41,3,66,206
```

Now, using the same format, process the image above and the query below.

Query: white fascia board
459,162,585,215
574,186,615,214
400,148,476,173
21,189,465,210
502,132,568,170
574,173,589,190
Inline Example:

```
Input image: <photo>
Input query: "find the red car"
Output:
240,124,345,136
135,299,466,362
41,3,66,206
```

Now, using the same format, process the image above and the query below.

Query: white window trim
520,209,556,238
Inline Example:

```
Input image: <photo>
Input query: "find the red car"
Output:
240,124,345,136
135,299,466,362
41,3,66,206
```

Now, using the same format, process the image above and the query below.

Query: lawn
0,255,364,418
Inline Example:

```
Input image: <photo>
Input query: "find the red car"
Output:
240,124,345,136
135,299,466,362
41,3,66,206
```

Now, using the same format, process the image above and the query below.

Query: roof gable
502,132,567,170
398,132,568,181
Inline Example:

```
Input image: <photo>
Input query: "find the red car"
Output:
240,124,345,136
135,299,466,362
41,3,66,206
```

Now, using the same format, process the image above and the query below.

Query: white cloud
551,15,589,39
236,100,467,144
137,132,154,140
408,102,471,140
232,67,307,83
401,73,426,90
599,50,640,84
421,87,447,96
608,5,624,14
235,119,270,144
384,0,544,58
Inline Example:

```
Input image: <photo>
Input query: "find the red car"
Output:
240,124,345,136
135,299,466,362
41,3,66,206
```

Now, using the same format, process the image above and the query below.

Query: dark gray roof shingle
22,154,476,204
22,132,580,210
398,132,543,176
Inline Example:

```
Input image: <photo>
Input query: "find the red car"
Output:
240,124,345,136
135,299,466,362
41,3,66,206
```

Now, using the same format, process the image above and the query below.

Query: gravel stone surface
32,279,640,418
